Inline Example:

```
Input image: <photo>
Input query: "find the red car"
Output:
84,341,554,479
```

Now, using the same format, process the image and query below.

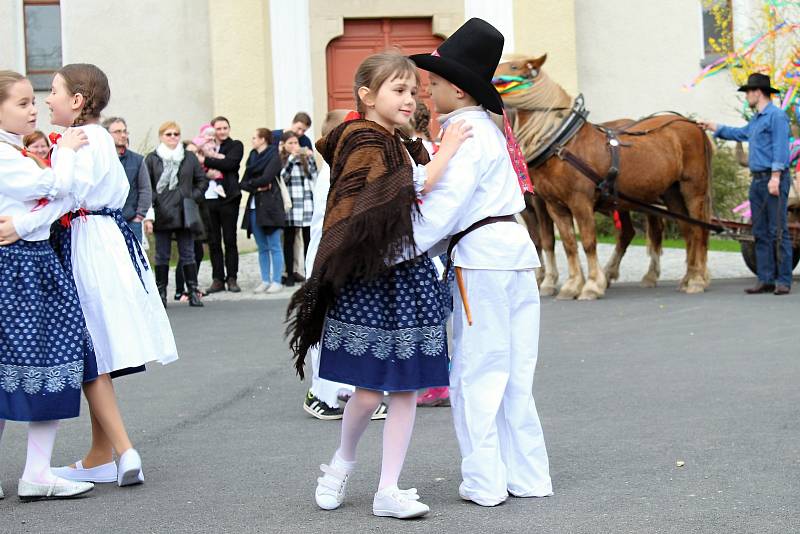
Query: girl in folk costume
279,130,317,286
0,70,95,500
0,64,178,488
287,52,472,519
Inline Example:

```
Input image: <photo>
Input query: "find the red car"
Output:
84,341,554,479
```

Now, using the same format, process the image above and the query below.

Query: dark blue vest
119,149,144,221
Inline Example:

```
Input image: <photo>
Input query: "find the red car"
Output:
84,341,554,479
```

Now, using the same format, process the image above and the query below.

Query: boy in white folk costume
409,18,553,506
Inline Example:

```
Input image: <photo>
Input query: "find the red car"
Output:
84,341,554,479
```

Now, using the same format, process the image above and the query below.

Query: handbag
278,176,292,212
183,197,205,235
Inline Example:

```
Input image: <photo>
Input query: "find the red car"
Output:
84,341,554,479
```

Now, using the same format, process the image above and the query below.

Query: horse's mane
502,68,574,159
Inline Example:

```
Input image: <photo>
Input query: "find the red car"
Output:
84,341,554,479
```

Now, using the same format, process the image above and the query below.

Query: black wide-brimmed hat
738,72,780,94
409,18,505,114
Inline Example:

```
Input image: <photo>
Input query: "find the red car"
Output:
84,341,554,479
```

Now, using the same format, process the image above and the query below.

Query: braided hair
412,100,432,142
57,64,110,127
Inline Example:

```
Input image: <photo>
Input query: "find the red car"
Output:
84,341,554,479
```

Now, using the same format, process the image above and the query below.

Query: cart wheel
741,241,800,272
740,241,757,275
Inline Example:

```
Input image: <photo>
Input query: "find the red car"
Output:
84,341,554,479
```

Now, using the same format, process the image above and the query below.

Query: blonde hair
353,52,419,114
0,70,26,106
57,64,111,126
158,121,181,137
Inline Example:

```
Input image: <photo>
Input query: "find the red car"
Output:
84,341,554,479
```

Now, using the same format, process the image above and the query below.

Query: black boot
155,265,169,308
182,263,204,308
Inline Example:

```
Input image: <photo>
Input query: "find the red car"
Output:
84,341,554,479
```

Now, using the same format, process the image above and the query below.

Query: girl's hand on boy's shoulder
439,120,473,154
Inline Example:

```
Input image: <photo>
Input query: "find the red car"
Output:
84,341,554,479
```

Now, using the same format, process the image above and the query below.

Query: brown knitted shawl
286,119,430,378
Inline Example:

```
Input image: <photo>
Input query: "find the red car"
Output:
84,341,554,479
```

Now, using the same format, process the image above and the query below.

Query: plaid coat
281,154,317,227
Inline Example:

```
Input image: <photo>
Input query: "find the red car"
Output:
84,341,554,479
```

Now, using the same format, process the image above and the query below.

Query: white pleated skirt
69,216,178,375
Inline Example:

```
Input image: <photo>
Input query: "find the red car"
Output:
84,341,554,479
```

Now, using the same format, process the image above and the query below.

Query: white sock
378,392,417,491
21,421,59,484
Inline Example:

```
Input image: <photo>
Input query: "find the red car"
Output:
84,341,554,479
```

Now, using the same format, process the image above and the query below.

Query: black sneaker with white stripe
304,390,345,420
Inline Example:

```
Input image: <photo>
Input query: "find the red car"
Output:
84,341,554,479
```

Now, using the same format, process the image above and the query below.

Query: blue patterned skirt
319,255,450,392
0,240,97,421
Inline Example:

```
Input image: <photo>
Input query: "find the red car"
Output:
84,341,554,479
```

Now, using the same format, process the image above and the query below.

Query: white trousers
451,269,552,506
309,344,354,408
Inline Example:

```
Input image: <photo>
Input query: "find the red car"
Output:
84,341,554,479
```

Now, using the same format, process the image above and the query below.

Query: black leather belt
443,215,517,280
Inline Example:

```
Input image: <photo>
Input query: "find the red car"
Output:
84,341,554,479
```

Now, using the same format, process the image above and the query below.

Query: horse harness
527,103,726,234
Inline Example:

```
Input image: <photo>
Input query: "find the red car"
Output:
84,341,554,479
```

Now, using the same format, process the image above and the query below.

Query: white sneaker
117,449,144,487
315,455,355,510
266,283,283,294
253,282,269,293
52,460,118,483
373,485,430,518
17,477,94,501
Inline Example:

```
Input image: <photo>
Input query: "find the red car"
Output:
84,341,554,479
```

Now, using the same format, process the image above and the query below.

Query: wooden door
326,18,444,136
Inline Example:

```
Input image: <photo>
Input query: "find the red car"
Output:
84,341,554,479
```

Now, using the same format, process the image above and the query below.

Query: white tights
0,419,60,484
336,388,418,491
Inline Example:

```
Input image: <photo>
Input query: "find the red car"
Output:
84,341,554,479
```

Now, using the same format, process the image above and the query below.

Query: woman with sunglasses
143,121,209,307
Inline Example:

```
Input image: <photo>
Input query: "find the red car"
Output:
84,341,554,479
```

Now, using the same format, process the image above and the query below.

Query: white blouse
12,124,130,239
0,128,77,241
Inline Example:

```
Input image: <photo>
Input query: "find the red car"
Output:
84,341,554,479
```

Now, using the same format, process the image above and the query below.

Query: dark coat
145,150,209,232
203,137,244,202
240,148,285,236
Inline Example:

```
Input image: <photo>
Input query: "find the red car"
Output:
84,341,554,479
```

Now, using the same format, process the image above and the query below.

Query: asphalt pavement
1,277,798,533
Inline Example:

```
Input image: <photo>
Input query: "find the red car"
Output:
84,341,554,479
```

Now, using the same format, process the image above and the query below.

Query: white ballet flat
117,449,144,487
52,460,118,483
17,478,94,501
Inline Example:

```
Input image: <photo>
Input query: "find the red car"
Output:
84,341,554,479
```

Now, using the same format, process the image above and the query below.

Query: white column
269,0,316,139
464,0,515,54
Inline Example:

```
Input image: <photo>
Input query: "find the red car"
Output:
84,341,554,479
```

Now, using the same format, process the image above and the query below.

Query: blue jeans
749,170,793,287
127,220,143,243
250,210,283,284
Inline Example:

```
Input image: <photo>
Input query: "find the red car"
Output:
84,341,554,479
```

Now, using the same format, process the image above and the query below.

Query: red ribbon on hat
502,111,534,194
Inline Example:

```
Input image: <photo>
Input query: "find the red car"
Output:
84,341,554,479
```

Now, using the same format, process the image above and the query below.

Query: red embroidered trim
502,110,534,194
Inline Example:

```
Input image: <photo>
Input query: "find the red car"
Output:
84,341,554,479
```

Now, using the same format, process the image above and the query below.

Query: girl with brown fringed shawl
286,51,472,519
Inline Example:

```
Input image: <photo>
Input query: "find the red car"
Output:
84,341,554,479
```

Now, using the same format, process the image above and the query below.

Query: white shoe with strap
373,485,430,519
315,454,356,510
52,459,118,483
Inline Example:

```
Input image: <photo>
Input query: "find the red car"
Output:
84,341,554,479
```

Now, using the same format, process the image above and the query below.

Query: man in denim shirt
700,73,792,295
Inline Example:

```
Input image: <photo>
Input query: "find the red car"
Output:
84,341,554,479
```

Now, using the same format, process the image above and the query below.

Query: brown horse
496,55,712,300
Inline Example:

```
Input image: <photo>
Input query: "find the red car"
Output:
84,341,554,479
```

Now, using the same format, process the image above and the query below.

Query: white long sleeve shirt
412,107,540,270
11,124,129,239
0,128,78,241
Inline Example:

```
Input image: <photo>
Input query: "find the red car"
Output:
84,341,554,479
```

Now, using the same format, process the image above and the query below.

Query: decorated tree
690,0,800,205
